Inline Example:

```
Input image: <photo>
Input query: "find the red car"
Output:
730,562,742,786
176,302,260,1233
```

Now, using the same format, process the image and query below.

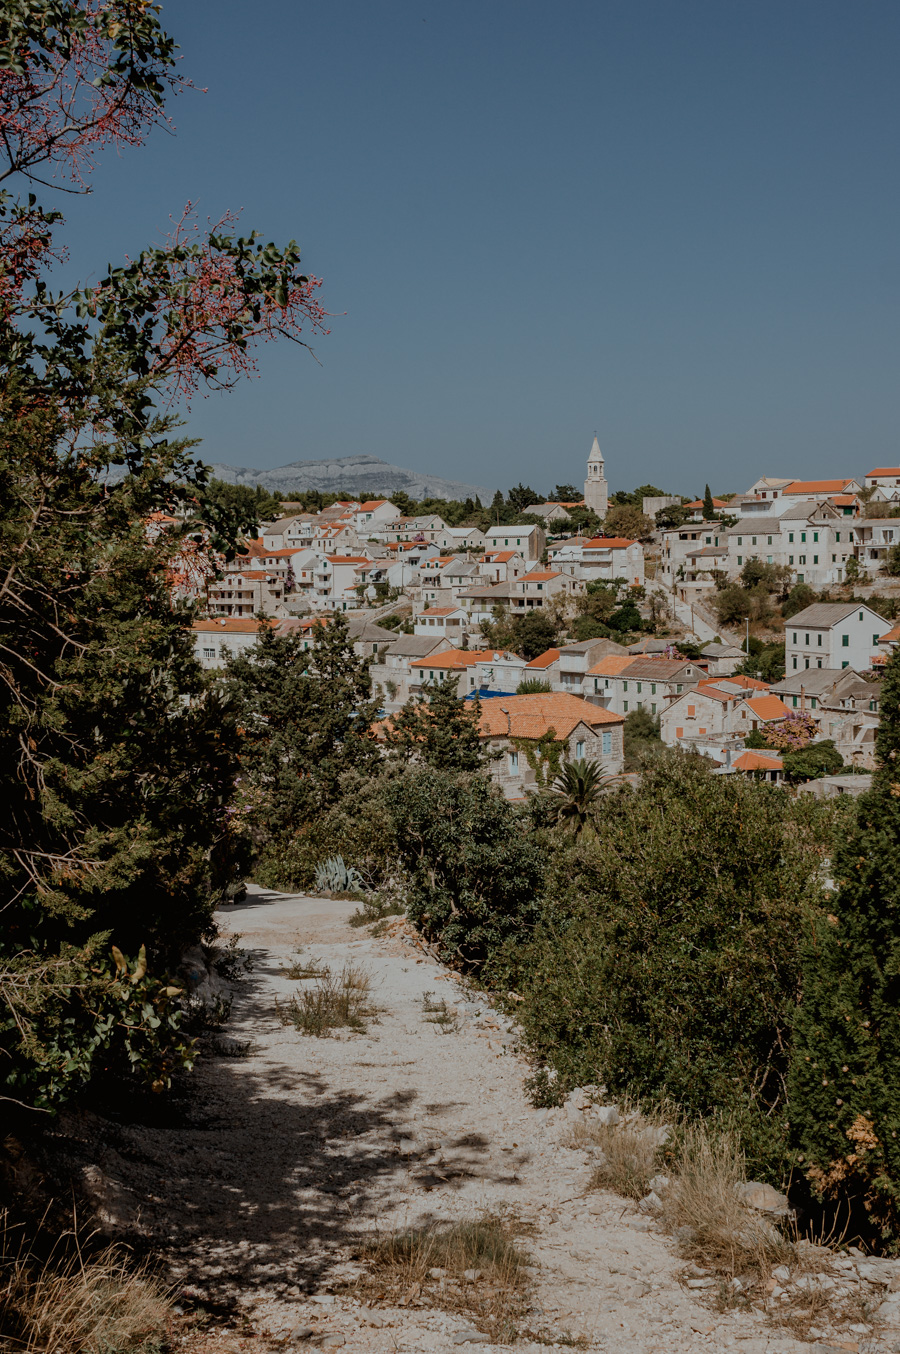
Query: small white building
193,617,269,669
785,602,892,674
412,605,469,641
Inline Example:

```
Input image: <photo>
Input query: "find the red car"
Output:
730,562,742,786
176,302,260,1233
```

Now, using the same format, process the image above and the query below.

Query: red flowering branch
0,1,183,189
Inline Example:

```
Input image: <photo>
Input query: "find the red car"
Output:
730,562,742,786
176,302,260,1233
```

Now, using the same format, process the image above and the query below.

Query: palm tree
548,759,617,838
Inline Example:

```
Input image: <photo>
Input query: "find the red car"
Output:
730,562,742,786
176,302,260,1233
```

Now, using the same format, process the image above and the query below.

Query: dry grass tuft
284,953,328,980
0,1212,170,1353
573,1102,671,1200
661,1122,793,1279
276,961,377,1036
357,1210,532,1342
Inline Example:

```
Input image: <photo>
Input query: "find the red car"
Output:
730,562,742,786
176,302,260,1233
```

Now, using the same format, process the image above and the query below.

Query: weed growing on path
276,962,377,1036
421,991,459,1034
284,953,328,979
573,1102,671,1200
357,1210,531,1343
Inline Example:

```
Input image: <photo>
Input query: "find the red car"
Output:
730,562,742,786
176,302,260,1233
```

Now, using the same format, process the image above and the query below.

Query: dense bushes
495,760,848,1164
789,648,900,1238
385,770,546,968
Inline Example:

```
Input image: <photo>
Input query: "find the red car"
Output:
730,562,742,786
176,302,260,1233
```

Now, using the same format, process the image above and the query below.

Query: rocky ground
54,886,900,1353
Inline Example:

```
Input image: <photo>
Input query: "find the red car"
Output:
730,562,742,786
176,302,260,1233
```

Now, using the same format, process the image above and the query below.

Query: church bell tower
583,432,609,517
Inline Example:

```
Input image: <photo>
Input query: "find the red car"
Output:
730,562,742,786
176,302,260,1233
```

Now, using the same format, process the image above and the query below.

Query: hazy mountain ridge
207,454,489,502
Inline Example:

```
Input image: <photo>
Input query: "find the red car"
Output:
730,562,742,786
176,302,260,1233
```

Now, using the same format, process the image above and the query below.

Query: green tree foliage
623,707,662,770
548,760,613,838
735,642,786,684
385,679,488,773
552,485,579,501
610,484,667,509
788,649,900,1237
506,483,542,514
224,617,379,842
713,583,753,625
503,758,848,1161
206,478,284,523
703,484,715,518
781,740,844,782
516,678,552,694
655,502,690,529
386,771,546,967
603,504,653,540
782,583,817,619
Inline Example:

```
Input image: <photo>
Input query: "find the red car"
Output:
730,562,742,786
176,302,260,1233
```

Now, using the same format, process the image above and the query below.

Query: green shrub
501,757,851,1174
385,770,545,967
789,648,900,1239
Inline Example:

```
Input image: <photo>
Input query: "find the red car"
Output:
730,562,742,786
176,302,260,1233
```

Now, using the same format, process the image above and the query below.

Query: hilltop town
177,438,900,793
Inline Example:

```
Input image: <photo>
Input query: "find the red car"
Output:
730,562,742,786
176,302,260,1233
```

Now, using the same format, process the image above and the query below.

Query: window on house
811,697,817,708
687,705,696,717
602,730,612,754
817,634,822,646
805,658,810,668
623,681,628,691
737,537,743,545
836,531,841,541
792,657,798,669
798,573,805,582
817,659,822,668
698,726,707,735
737,556,743,566
792,695,798,707
842,661,849,669
676,726,683,738
575,740,585,759
651,683,657,694
203,648,215,659
752,536,757,545
799,555,806,565
870,700,877,711
623,701,629,712
805,633,810,645
767,536,773,545
801,532,807,543
636,681,642,693
676,683,683,693
789,532,794,543
859,611,864,622
508,751,519,772
842,635,849,647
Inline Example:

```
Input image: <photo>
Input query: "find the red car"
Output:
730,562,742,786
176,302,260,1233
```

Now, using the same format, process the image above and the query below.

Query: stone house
412,606,469,642
476,693,625,799
369,635,452,711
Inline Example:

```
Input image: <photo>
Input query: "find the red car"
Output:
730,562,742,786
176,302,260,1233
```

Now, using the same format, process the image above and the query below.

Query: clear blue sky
59,0,899,496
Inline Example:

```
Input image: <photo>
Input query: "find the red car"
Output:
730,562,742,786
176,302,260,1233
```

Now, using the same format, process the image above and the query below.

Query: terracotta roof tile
478,693,622,740
525,648,561,669
744,695,792,720
732,750,784,772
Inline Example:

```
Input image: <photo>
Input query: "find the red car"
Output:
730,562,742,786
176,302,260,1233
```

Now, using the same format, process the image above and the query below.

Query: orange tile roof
828,494,859,506
409,648,495,671
357,499,388,510
415,607,461,617
325,555,372,565
866,468,900,477
588,656,638,677
878,623,900,643
683,498,728,509
193,618,272,634
583,537,638,549
784,479,856,494
483,550,519,562
478,693,622,740
525,648,561,669
732,750,784,772
744,695,792,720
522,571,562,582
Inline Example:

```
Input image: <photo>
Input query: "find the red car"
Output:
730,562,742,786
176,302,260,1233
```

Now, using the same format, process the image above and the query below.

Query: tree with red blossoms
0,3,332,1109
764,712,818,752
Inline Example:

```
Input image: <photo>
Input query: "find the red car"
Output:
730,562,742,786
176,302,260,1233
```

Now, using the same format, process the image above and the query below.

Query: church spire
584,432,608,517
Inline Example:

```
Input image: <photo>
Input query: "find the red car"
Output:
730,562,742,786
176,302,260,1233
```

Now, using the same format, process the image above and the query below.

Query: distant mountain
206,454,489,502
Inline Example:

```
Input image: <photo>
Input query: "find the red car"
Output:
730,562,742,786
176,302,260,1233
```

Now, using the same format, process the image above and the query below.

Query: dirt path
78,887,872,1353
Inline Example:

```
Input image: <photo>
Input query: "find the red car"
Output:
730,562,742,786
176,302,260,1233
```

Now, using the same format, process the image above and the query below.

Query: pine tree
703,484,715,519
788,647,900,1236
385,679,488,772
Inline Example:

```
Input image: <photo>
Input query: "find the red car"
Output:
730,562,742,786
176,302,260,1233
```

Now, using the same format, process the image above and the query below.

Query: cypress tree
788,648,900,1237
703,483,715,519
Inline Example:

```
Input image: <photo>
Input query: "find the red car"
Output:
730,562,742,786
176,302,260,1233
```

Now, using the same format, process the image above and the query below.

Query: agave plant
548,759,618,838
315,855,364,895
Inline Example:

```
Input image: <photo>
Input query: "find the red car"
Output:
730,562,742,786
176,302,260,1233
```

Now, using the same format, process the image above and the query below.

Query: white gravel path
85,884,886,1354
